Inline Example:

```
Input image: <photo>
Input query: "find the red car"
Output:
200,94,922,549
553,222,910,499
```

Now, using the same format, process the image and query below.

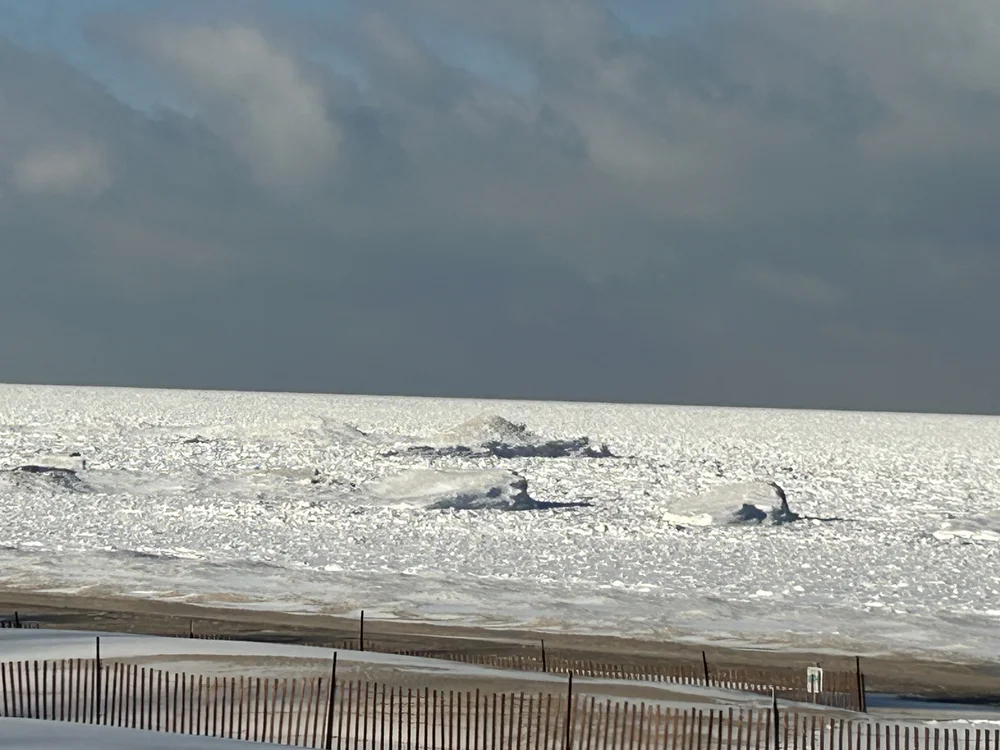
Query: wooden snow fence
163,632,863,712
5,614,862,711
0,657,984,750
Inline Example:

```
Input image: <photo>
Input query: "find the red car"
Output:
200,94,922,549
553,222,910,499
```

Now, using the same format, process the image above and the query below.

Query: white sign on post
806,666,824,694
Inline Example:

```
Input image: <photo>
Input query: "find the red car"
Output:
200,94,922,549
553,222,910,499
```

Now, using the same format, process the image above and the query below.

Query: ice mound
439,414,532,444
384,414,614,459
663,481,800,527
364,469,586,511
5,453,87,490
295,417,368,442
176,416,367,444
932,513,1000,543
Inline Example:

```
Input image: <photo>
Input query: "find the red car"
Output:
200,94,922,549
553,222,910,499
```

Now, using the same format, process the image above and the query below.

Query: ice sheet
2,384,1000,660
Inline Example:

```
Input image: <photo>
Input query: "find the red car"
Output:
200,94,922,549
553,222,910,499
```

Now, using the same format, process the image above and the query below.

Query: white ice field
2,383,1000,660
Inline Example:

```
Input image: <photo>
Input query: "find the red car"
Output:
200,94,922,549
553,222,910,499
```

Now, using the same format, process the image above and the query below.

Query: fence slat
355,681,364,750
403,685,410,750
265,677,275,744
32,660,40,721
202,675,209,740
108,662,117,726
253,677,267,742
1,661,8,718
237,676,246,742
211,676,219,738
361,683,370,750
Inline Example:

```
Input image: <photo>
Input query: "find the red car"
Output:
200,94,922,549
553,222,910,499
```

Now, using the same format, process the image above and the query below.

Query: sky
1,0,999,414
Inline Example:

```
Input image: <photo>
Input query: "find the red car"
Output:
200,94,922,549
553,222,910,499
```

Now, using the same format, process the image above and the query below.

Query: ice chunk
364,469,582,510
384,413,613,459
4,452,88,491
932,513,1000,543
662,481,800,527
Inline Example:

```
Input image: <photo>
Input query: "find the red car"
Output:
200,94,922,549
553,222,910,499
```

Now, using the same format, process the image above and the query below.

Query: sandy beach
1,589,998,705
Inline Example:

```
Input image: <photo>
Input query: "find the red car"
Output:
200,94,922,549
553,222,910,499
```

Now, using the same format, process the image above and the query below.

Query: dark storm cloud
1,0,999,413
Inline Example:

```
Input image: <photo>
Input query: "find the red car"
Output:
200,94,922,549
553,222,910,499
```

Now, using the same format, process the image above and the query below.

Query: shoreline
1,589,998,703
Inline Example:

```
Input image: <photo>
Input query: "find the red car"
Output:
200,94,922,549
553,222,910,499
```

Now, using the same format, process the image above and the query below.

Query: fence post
702,651,711,686
855,657,866,713
565,672,574,750
324,654,338,750
541,640,547,673
359,612,365,652
13,611,20,628
772,688,780,750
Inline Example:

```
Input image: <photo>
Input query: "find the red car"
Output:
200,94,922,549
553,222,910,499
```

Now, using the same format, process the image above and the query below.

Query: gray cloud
12,142,112,197
143,23,341,191
1,0,999,414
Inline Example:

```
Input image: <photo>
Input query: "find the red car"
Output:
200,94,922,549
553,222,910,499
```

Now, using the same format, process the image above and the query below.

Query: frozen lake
2,383,1000,660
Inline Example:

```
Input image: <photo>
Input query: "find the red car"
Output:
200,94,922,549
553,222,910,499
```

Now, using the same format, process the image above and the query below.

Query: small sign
807,666,824,694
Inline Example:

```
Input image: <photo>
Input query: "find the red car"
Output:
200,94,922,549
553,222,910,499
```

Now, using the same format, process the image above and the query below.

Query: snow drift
383,414,614,459
663,481,800,527
1,716,252,750
364,469,587,510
